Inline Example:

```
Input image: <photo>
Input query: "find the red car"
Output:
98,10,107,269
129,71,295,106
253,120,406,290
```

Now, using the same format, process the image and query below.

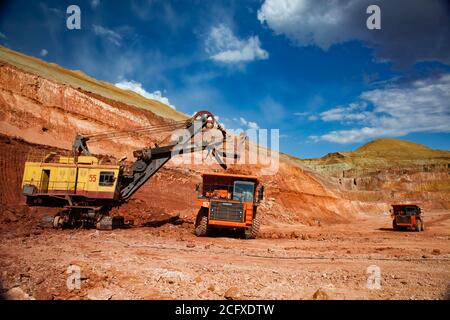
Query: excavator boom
72,110,243,201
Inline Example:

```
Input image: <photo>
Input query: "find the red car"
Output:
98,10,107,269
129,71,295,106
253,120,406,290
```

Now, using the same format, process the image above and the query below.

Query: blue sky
0,0,449,158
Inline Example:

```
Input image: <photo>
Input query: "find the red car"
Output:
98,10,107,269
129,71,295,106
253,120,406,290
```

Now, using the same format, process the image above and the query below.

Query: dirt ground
0,208,449,300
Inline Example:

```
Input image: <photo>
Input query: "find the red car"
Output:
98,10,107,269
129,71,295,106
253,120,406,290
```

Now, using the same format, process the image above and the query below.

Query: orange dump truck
195,173,264,239
391,204,425,231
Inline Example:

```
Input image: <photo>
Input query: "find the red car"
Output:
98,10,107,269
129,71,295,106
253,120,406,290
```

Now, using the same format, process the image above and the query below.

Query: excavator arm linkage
71,110,243,202
120,118,208,200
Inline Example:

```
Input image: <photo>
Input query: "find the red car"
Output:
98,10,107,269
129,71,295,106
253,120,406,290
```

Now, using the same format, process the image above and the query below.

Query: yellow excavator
21,111,244,230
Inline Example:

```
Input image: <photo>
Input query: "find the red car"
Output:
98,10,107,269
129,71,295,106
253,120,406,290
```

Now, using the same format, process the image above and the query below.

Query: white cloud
93,24,122,47
0,31,6,39
239,117,259,130
258,0,351,50
310,74,450,143
257,0,450,65
294,111,318,121
115,80,176,109
40,49,48,57
91,0,100,8
206,24,269,63
319,102,371,122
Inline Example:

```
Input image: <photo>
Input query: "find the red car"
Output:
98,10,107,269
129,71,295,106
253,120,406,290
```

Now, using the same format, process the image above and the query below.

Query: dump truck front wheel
392,219,399,231
245,212,261,239
415,219,423,232
194,208,209,237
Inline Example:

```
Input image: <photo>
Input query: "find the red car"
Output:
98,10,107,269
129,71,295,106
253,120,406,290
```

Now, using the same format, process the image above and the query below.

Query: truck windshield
233,181,254,203
395,206,418,215
404,206,418,215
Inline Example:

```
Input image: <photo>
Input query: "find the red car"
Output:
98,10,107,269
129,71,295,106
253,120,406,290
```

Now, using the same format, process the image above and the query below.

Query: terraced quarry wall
299,140,450,210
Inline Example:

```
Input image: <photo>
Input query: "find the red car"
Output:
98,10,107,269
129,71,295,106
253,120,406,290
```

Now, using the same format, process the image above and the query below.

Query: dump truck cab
195,173,264,239
391,204,424,232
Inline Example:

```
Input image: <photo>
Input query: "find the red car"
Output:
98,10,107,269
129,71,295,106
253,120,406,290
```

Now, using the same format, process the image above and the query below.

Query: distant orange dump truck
391,204,425,232
194,173,264,239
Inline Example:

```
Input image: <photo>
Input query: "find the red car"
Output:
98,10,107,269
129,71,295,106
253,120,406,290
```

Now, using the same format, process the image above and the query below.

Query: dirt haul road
0,208,449,300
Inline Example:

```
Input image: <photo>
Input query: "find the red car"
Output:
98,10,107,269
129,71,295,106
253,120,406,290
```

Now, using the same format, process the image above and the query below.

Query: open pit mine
0,46,449,300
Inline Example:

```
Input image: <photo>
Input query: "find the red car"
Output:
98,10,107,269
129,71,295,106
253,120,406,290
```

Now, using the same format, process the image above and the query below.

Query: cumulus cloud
115,80,176,109
319,102,372,123
310,73,450,143
257,0,450,65
239,117,260,130
40,49,48,57
205,24,269,63
93,24,122,47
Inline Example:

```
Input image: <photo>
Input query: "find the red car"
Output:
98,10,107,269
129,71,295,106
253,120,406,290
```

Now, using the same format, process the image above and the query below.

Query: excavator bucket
206,132,248,169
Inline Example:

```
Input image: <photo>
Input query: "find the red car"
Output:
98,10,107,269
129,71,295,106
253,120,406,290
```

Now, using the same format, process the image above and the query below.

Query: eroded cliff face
0,63,174,159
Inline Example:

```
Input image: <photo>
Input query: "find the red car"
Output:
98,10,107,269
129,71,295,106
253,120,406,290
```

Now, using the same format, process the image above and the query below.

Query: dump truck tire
195,215,208,237
392,219,399,231
245,213,261,239
194,208,209,237
415,219,422,232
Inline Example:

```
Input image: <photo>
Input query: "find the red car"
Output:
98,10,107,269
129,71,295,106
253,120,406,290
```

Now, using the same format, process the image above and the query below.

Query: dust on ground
1,207,449,300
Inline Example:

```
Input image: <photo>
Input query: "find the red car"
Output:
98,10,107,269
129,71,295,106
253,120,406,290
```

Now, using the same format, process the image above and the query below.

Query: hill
355,138,449,159
297,138,450,209
0,45,187,121
301,138,450,172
